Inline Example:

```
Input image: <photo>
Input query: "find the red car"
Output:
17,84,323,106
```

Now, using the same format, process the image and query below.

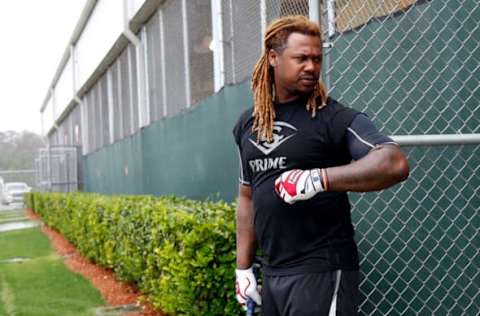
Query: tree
0,130,45,170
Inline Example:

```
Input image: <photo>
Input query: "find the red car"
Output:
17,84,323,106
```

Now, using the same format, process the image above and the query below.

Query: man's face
269,33,322,100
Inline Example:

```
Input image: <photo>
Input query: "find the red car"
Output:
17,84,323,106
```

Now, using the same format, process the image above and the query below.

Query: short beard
290,86,315,99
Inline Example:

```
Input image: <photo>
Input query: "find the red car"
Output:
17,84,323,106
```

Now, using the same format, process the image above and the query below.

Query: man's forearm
327,145,409,192
236,224,256,269
236,188,257,269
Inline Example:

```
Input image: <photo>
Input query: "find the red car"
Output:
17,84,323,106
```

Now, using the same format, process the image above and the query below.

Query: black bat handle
246,298,256,315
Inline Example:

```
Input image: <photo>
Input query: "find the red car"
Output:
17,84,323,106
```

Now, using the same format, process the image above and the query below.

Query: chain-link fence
352,145,479,315
35,146,79,192
327,1,479,314
325,0,479,135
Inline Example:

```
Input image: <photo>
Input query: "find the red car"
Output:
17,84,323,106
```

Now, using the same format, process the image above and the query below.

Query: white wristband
310,168,324,192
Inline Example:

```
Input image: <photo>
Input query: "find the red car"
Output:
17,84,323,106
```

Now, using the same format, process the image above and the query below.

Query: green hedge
27,192,240,315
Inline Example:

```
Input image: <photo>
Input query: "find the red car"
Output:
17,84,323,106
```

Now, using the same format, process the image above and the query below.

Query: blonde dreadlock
251,15,328,142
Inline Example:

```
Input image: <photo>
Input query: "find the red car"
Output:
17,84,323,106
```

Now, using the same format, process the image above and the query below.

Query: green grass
0,227,105,316
0,228,51,259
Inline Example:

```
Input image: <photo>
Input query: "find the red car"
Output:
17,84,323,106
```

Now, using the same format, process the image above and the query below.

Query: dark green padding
83,80,251,201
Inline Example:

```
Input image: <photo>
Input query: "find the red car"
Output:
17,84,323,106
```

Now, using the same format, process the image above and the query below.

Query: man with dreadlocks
233,15,409,315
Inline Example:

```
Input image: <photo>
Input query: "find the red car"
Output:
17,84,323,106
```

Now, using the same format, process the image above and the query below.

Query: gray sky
0,1,87,135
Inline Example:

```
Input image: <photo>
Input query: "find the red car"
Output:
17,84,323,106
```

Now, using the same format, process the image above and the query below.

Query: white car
0,177,4,201
1,182,31,205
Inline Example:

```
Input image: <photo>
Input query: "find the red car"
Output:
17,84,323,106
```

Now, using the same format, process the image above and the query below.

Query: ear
268,49,279,67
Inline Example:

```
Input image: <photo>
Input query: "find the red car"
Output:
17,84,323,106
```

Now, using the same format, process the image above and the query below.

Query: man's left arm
327,113,409,192
327,144,409,192
275,114,409,203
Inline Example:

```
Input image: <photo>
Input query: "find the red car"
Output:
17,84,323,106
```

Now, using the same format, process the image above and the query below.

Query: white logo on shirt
248,121,297,155
249,156,287,172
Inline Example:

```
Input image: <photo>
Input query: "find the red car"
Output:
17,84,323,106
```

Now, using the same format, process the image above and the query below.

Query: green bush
26,192,241,315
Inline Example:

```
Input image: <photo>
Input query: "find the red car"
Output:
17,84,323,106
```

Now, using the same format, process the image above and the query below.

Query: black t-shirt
233,97,366,275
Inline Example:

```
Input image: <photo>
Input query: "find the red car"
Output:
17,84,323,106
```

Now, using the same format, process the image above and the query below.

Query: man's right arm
233,115,262,306
235,184,262,306
236,184,257,269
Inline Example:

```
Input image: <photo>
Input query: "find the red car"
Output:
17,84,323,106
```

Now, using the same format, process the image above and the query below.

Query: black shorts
261,270,359,316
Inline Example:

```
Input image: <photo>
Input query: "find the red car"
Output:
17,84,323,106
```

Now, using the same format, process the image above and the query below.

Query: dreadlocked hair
251,15,328,142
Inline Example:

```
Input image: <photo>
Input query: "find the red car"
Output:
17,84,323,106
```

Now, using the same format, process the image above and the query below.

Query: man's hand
275,169,324,204
235,267,262,308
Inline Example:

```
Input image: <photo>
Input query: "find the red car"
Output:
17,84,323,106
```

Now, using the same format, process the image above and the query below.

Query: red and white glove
235,267,262,308
275,169,325,204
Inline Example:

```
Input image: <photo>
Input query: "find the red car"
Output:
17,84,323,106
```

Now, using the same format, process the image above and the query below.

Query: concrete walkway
0,205,41,233
0,220,41,233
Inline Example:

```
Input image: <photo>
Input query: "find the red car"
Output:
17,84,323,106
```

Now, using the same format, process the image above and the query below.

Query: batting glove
275,169,324,204
235,267,262,308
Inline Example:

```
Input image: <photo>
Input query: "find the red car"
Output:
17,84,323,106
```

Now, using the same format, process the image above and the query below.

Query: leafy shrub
27,192,241,315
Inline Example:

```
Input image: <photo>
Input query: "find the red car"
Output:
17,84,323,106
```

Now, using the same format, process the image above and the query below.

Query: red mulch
25,209,166,316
